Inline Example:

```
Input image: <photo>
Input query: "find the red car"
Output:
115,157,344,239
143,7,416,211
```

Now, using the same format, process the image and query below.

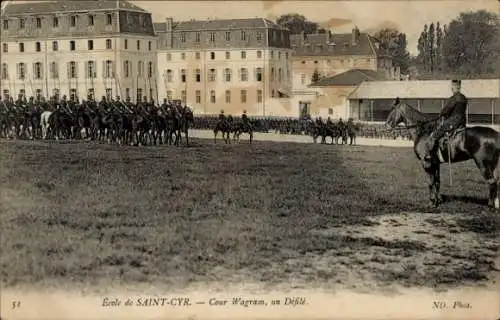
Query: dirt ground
0,138,498,295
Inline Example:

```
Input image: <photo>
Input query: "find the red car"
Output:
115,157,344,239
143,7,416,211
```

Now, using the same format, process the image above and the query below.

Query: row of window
2,39,153,53
1,61,154,80
166,50,288,61
165,89,264,104
164,67,289,83
2,14,113,30
3,88,154,103
175,29,286,44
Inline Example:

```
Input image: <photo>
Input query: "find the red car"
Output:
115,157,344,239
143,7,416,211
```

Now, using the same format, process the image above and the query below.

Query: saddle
436,127,466,162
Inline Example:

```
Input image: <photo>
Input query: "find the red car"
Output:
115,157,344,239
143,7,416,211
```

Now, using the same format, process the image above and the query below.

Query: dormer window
70,15,77,27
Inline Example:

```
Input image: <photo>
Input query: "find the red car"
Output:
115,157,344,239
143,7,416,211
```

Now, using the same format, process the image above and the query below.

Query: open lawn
1,138,498,294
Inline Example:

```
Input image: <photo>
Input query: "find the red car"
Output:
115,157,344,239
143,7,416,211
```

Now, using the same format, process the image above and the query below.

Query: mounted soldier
326,116,333,127
315,116,323,128
423,79,468,167
219,109,226,121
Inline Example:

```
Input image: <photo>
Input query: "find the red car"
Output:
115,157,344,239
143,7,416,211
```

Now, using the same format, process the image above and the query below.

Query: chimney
351,26,359,45
165,17,173,31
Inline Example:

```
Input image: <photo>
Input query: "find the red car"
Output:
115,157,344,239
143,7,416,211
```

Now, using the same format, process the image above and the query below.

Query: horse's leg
475,159,498,208
249,132,253,144
425,164,441,207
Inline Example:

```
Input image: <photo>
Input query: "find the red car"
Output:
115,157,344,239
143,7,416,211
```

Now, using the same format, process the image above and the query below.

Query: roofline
2,9,149,17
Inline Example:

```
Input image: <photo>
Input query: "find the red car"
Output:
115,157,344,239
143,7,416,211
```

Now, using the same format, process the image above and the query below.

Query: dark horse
385,100,500,209
232,121,254,144
214,117,233,144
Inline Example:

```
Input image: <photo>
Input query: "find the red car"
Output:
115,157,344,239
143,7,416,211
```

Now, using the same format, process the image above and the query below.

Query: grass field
1,138,498,294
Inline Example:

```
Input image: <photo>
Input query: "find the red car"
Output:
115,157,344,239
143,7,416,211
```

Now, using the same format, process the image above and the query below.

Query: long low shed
348,79,499,125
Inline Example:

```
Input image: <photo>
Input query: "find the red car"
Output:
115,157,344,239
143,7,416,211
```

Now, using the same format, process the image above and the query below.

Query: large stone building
154,17,293,116
0,0,157,103
290,27,397,118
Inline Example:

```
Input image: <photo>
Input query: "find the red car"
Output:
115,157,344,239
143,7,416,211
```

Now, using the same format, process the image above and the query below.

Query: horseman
326,116,333,127
241,110,251,130
423,79,468,167
315,116,323,128
219,109,226,121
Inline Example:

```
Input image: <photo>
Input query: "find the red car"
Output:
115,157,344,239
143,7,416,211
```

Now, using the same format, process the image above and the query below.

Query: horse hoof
494,197,500,210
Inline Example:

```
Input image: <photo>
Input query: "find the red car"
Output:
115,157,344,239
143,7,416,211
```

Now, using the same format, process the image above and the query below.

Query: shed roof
348,79,500,99
309,69,390,87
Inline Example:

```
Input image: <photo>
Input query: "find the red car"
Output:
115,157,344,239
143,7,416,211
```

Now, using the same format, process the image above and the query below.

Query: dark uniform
424,79,468,162
219,110,226,121
315,117,323,127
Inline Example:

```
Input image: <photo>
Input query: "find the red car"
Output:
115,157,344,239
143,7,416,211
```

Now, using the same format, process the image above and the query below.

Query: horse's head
385,98,407,130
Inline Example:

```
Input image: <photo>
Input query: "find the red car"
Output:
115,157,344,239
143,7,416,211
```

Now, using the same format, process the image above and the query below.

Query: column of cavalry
0,95,195,146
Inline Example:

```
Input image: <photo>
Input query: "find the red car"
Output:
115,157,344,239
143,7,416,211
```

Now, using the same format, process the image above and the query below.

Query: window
2,20,8,30
181,90,186,103
19,43,24,52
88,88,95,100
210,52,215,60
124,39,128,49
271,90,275,98
225,51,230,59
88,15,94,26
70,40,76,51
240,90,247,103
181,69,186,82
3,89,9,99
210,90,216,103
35,42,41,52
257,90,263,103
270,51,274,59
2,43,7,53
210,32,215,42
224,68,231,82
278,52,281,60
124,88,130,100
181,52,185,60
33,62,42,79
136,40,140,50
181,33,186,43
19,89,25,98
68,61,77,78
106,14,112,25
52,41,58,51
70,16,77,27
300,74,306,84
271,68,275,81
195,32,201,43
166,69,173,82
285,52,289,59
148,62,153,78
225,90,231,104
36,18,42,28
50,62,58,79
166,53,171,61
195,52,200,60
148,41,152,51
18,63,25,79
257,50,262,58
136,89,142,102
314,60,318,64
240,68,248,81
86,61,96,78
255,68,262,82
36,89,42,100
52,17,58,28
256,32,262,41
1,63,8,80
241,51,246,59
208,69,216,82
225,32,231,41
106,39,112,49
195,69,201,82
137,61,143,77
328,108,334,115
88,40,93,50
52,88,59,98
240,30,246,41
166,90,173,101
20,19,25,29
104,60,113,78
278,68,282,82
195,90,201,103
123,61,130,77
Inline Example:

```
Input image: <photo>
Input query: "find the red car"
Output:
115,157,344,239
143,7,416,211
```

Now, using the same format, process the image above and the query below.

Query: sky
133,0,499,55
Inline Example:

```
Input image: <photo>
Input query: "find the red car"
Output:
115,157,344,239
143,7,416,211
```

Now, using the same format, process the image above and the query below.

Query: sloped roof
2,0,148,16
348,79,500,99
290,32,377,57
154,18,286,32
309,69,390,87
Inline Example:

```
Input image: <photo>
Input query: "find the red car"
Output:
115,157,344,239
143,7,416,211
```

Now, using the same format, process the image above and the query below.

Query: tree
311,69,322,83
276,13,318,34
435,22,443,72
427,23,435,72
442,10,499,77
373,28,411,73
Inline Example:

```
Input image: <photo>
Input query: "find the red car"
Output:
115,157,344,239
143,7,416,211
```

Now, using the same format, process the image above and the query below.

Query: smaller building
348,79,500,126
305,68,390,119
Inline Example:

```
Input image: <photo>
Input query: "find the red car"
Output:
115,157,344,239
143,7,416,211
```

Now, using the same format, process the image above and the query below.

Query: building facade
290,27,397,118
0,0,157,103
155,17,293,116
